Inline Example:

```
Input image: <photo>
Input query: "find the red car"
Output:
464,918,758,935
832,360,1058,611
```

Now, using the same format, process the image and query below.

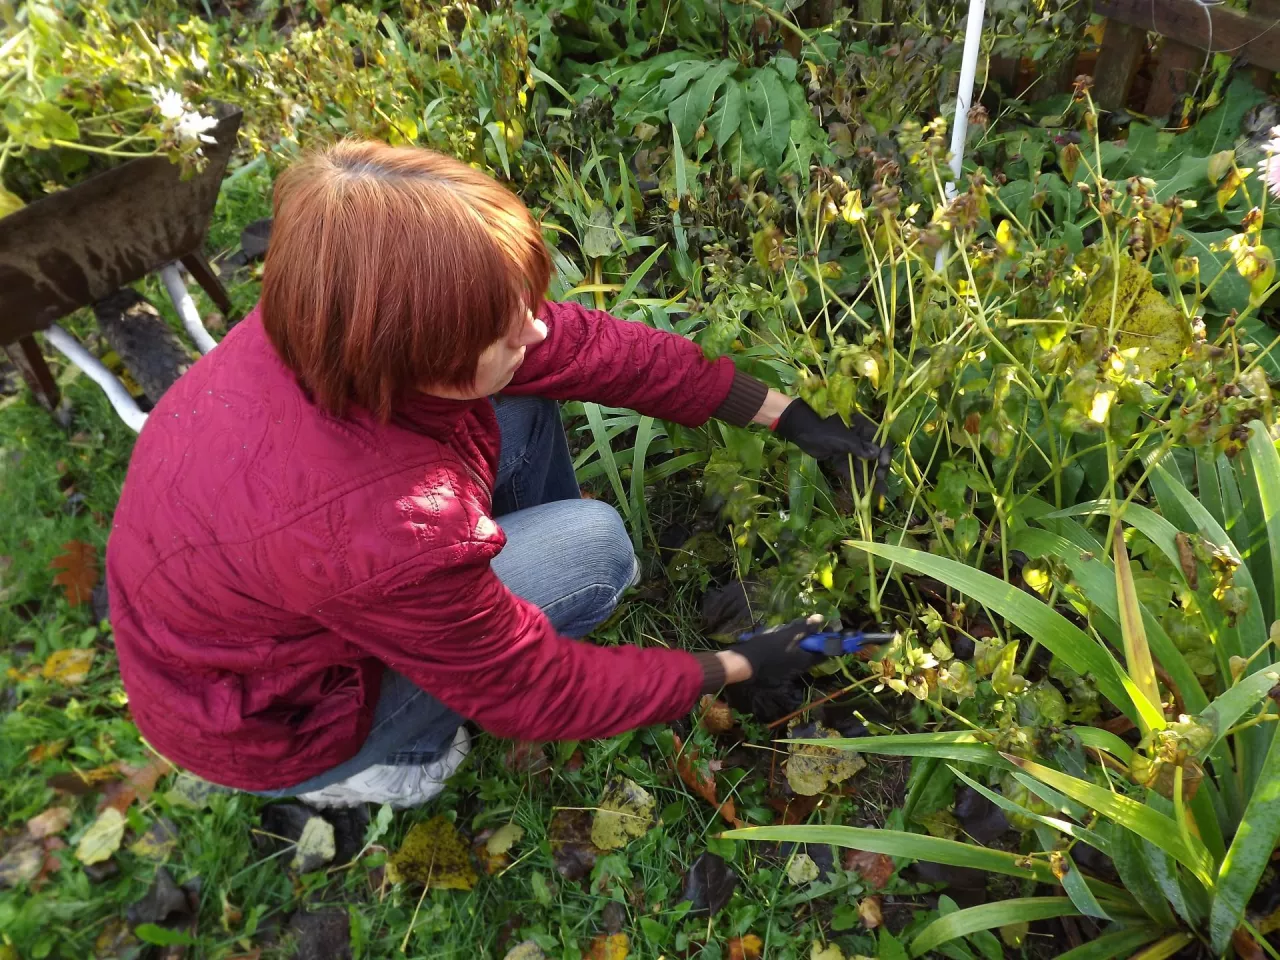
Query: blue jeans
259,396,637,796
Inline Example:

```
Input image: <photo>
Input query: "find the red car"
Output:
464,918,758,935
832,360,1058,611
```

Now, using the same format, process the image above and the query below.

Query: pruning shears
798,629,895,657
737,627,894,657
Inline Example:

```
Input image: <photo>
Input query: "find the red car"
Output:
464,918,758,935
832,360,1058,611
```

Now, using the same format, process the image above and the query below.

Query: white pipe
160,262,218,355
43,324,149,432
935,0,988,273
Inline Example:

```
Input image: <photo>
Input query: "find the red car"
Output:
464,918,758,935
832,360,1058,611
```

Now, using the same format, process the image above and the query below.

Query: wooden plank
1093,19,1146,111
1096,0,1280,73
1250,0,1280,88
1145,38,1205,117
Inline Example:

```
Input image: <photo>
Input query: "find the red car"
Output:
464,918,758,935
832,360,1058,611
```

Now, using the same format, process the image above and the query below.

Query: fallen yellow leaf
591,778,654,850
586,932,628,960
76,808,125,865
387,816,476,889
42,648,95,686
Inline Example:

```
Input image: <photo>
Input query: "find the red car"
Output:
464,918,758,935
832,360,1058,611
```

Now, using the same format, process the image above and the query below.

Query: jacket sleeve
505,299,768,427
311,544,711,741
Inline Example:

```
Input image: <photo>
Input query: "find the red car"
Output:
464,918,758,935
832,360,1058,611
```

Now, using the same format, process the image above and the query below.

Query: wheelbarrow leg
180,251,238,321
159,263,218,355
4,335,61,414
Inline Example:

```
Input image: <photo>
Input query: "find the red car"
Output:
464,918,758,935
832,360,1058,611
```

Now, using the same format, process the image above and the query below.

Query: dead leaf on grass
0,840,43,888
586,932,629,960
27,806,72,840
42,647,96,685
386,815,476,889
48,763,123,796
844,849,894,889
502,943,546,960
786,852,820,886
76,807,126,864
292,816,336,872
130,818,179,859
504,741,551,775
680,852,737,916
591,777,654,850
785,722,866,797
548,809,603,881
727,934,763,960
811,942,845,960
858,896,883,929
28,740,68,763
94,917,138,958
50,540,99,607
474,822,525,875
164,771,220,809
698,695,734,734
671,734,742,828
100,757,172,815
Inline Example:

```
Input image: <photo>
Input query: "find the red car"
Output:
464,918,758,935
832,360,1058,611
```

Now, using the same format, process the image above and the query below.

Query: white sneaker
299,726,471,810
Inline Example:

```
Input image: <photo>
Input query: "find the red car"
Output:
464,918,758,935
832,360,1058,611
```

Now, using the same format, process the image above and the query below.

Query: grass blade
1113,529,1166,731
1209,719,1280,953
1051,927,1161,960
627,416,655,550
581,402,629,516
853,542,1135,719
951,768,1111,855
1132,933,1195,960
1005,755,1214,885
909,898,1080,958
722,825,1059,884
787,731,1010,767
1246,420,1280,629
611,244,667,311
1199,666,1280,748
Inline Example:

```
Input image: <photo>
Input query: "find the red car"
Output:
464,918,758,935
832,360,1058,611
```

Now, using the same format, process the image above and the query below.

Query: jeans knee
576,499,637,597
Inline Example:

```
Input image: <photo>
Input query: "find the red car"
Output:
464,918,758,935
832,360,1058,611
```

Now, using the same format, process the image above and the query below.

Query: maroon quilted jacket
107,300,766,790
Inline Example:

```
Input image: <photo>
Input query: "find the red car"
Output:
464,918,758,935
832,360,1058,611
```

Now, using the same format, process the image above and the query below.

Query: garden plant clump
5,0,1280,957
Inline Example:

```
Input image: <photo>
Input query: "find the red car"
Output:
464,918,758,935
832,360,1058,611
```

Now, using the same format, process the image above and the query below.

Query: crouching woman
106,141,883,808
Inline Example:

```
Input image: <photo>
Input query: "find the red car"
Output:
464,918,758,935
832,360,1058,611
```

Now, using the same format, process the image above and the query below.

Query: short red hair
261,140,551,420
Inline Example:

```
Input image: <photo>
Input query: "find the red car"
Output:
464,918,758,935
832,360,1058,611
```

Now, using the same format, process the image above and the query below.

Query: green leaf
1078,257,1190,375
1132,933,1195,960
1113,531,1167,732
669,59,734,146
1199,667,1280,748
1246,420,1280,627
852,542,1134,718
628,417,655,550
0,186,24,219
950,768,1112,856
708,80,745,149
724,825,1059,884
1151,463,1265,661
1006,755,1214,885
134,924,197,947
910,898,1080,957
582,402,629,514
745,68,791,167
611,244,667,310
788,731,1009,767
1110,827,1178,927
1051,927,1161,960
1208,720,1280,953
484,121,511,179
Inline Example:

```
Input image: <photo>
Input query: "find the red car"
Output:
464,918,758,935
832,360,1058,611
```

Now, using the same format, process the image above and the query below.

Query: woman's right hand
717,616,826,684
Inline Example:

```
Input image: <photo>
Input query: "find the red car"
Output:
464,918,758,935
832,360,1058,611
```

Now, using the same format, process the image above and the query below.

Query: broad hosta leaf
745,67,791,167
708,80,745,149
1078,257,1190,374
851,542,1133,716
669,59,735,146
909,898,1080,958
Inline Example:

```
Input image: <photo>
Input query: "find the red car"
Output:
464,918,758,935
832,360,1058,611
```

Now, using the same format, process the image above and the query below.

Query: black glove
774,401,890,495
736,618,826,680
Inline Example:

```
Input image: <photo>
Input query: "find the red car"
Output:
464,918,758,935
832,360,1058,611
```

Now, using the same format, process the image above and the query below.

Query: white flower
289,102,307,124
189,48,208,74
1264,126,1280,200
175,110,218,146
149,86,186,121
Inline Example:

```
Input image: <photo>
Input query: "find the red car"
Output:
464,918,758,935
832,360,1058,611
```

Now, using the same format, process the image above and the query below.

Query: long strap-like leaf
909,898,1080,958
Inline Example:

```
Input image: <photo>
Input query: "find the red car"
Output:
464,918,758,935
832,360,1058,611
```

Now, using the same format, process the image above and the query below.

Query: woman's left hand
762,393,891,494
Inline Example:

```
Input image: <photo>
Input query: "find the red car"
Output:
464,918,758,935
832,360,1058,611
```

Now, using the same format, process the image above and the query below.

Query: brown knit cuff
693,651,727,693
712,370,769,427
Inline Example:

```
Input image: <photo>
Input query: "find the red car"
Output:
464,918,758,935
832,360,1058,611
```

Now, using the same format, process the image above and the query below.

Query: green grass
0,176,916,960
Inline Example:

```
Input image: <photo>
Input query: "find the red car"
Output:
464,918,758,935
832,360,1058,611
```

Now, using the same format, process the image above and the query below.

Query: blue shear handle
799,631,867,657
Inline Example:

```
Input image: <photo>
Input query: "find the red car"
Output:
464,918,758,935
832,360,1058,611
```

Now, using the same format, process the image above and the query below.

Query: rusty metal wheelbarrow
0,105,243,431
